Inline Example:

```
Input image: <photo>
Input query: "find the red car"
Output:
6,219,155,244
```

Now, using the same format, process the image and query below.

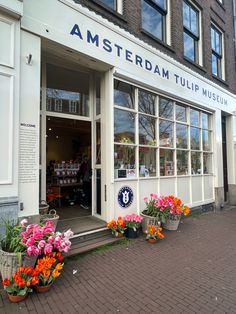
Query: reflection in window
99,0,116,10
96,76,101,115
177,150,189,175
183,0,199,63
114,80,134,109
191,152,201,174
114,109,135,144
191,127,200,150
202,112,210,129
176,123,188,149
138,90,156,115
190,109,200,126
211,25,223,78
159,120,173,147
160,149,174,176
203,130,211,151
139,115,156,145
159,98,173,119
141,0,167,42
114,145,136,178
139,147,156,177
203,153,212,174
176,104,187,122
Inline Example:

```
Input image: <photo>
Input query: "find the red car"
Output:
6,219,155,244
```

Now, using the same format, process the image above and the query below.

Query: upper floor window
183,1,200,63
211,25,224,79
96,0,123,14
141,0,168,42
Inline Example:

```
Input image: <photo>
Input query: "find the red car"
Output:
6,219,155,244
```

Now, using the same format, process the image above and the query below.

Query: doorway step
66,228,121,256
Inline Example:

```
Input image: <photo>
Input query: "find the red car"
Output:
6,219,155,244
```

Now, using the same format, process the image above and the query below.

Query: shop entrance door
40,62,103,222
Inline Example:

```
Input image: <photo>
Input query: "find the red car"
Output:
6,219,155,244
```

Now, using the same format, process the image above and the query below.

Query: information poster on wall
19,123,37,183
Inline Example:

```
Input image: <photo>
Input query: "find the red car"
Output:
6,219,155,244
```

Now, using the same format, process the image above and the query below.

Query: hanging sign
118,186,134,208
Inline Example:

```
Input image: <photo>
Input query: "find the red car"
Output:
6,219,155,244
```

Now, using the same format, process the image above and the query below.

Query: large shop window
183,0,200,64
141,0,167,42
113,79,213,179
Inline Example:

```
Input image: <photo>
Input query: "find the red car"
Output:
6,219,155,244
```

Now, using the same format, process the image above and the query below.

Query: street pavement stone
1,209,236,313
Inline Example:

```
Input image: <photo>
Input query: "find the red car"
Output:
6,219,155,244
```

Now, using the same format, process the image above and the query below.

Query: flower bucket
35,284,52,293
148,238,158,244
163,214,181,231
124,227,141,239
114,232,123,238
39,200,49,215
0,249,37,280
40,209,59,231
141,212,160,233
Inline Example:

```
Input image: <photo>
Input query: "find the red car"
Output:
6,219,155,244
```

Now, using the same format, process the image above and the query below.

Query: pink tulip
19,219,28,227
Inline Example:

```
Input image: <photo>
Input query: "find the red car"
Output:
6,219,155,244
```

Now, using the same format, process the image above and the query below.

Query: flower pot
114,232,123,238
0,249,37,280
124,227,141,239
35,284,52,293
141,212,160,233
148,238,158,244
8,293,27,303
163,214,181,231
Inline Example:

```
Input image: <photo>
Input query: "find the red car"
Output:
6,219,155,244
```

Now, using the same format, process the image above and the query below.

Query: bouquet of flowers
145,225,165,241
34,252,64,287
124,214,143,231
107,217,126,236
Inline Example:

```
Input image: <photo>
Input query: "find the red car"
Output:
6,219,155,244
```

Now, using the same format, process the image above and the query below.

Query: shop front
1,0,236,233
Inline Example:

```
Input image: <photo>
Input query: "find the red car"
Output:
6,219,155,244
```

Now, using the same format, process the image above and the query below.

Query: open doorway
46,116,92,219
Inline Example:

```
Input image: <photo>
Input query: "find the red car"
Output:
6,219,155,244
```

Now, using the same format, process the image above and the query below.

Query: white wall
19,30,41,216
0,12,20,198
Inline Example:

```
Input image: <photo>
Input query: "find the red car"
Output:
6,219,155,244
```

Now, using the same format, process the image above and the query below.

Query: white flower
19,219,28,226
64,229,74,239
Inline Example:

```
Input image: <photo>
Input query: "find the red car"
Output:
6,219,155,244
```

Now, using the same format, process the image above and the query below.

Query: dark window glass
99,0,116,10
176,124,188,149
142,0,166,42
176,104,187,122
211,26,223,78
159,121,174,147
114,109,135,144
139,115,156,145
138,90,156,115
183,1,199,63
114,80,134,109
159,98,173,119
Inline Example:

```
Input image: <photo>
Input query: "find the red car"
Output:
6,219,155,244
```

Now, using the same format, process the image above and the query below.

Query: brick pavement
1,209,236,313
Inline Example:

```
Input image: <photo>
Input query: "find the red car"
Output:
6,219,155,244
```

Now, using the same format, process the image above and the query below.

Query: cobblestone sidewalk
1,209,236,313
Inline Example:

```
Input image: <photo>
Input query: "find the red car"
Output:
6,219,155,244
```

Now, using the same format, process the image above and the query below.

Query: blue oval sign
118,186,134,208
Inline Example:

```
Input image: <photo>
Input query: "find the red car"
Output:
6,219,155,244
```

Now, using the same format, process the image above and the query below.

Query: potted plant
124,214,143,238
161,195,190,230
141,194,169,232
1,266,36,302
107,217,126,238
145,225,165,244
34,252,64,293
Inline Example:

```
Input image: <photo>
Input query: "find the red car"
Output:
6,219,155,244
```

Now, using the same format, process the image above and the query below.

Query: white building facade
1,0,236,228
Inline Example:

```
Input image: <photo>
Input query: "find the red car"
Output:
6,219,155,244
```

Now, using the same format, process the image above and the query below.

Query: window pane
139,147,156,177
184,32,195,61
176,123,188,149
191,152,201,174
203,130,211,151
159,120,174,147
215,30,220,54
191,127,200,150
138,90,155,115
203,153,212,174
190,7,198,36
177,150,189,175
139,115,156,145
202,112,209,129
96,76,101,115
212,54,218,76
152,0,167,10
114,109,135,143
142,0,163,41
114,80,134,109
211,28,215,51
190,109,200,126
159,98,173,119
176,104,187,122
160,149,174,176
183,1,190,29
114,145,136,178
96,120,101,164
100,0,116,10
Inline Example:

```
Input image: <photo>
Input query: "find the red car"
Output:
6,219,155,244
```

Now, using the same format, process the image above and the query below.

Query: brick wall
76,0,236,94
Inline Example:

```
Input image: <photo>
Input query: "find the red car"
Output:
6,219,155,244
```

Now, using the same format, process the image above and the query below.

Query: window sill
140,29,175,54
212,74,228,87
89,0,127,22
183,56,207,73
